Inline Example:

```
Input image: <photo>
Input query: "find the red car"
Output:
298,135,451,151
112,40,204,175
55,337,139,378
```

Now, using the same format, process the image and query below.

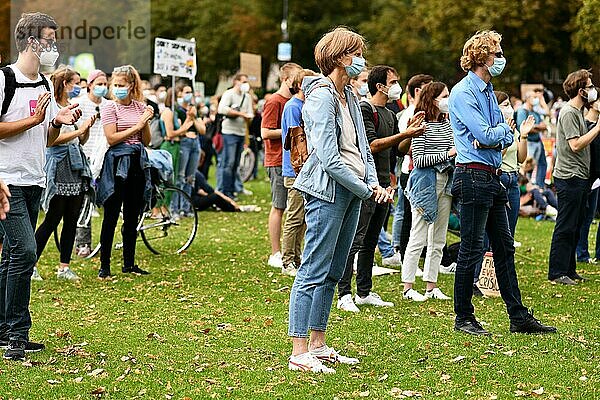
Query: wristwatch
50,119,62,129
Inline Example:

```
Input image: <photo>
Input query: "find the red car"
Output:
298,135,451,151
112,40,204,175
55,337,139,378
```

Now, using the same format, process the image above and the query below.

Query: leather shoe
510,310,557,334
455,318,491,336
122,265,150,275
551,275,576,285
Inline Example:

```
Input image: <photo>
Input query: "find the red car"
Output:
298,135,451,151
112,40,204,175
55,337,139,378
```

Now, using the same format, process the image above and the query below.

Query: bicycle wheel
140,185,198,255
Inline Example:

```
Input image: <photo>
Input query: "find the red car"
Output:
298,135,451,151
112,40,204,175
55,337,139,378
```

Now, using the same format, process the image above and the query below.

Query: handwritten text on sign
153,38,196,79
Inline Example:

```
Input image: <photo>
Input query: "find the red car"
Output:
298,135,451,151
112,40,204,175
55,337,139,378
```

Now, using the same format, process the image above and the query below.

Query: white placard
153,37,196,79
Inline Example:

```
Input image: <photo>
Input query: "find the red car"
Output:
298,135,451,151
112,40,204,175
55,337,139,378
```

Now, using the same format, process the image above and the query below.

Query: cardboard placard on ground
476,252,501,297
240,52,262,88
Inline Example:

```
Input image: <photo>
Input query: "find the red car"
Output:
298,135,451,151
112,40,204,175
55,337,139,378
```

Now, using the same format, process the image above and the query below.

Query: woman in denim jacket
402,82,456,302
287,27,393,374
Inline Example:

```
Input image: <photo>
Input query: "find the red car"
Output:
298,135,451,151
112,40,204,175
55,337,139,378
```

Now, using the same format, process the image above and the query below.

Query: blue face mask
183,93,193,103
93,85,108,98
68,85,81,99
357,83,369,97
177,97,184,106
532,97,540,106
488,57,506,77
345,56,366,78
112,87,129,100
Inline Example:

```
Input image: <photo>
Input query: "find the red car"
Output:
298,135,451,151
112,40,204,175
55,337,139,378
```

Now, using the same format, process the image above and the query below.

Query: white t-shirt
397,104,415,174
78,95,107,157
0,64,59,187
339,103,365,180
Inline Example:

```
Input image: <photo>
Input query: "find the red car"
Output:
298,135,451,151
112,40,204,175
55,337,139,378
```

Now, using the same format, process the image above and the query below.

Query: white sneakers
355,292,394,307
31,266,43,281
267,251,283,269
545,205,558,218
288,345,360,374
56,267,80,281
404,287,451,301
403,288,426,302
382,252,402,267
424,287,451,300
440,262,457,274
337,294,360,313
282,262,298,277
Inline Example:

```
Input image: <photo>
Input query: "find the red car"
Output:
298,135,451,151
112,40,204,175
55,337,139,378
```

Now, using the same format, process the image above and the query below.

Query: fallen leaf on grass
47,379,61,385
147,332,165,342
441,373,451,382
502,350,515,356
91,387,106,395
378,374,388,382
88,368,105,377
532,387,544,395
74,377,84,383
359,390,370,397
451,355,466,363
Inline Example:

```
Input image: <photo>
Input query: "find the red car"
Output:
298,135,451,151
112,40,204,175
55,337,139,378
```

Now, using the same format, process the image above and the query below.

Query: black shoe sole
454,327,492,336
510,328,557,334
3,354,25,361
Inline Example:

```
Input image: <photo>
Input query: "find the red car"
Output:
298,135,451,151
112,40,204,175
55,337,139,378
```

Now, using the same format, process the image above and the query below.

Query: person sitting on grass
191,169,258,213
518,173,558,219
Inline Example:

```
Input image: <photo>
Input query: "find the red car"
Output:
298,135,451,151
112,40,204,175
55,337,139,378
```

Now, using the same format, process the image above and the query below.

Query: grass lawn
0,168,598,399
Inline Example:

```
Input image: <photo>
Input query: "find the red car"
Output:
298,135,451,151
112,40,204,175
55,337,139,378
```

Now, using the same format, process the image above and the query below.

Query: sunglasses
113,65,134,75
494,51,504,58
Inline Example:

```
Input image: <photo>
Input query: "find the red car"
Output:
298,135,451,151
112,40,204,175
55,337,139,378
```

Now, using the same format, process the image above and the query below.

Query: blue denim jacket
42,143,92,211
96,142,152,207
293,76,378,202
148,149,174,182
405,166,453,224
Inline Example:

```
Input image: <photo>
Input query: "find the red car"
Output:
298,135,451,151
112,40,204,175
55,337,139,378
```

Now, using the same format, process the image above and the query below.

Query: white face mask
35,40,59,66
500,104,514,121
585,87,598,103
240,82,250,93
438,97,450,113
386,83,402,101
157,91,167,102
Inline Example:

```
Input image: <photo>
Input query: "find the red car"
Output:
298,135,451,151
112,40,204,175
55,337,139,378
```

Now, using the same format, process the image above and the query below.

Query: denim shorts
267,166,288,210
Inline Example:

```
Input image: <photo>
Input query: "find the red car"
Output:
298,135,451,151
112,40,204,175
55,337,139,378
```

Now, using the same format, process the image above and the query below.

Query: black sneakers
122,265,150,275
98,269,112,279
3,341,26,361
552,275,577,285
455,318,491,336
510,311,557,334
0,337,45,353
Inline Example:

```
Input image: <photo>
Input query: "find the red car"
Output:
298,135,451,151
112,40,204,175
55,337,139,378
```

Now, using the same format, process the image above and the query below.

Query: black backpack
1,66,51,117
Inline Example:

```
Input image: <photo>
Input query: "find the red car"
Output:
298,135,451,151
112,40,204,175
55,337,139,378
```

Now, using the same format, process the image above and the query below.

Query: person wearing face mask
172,85,205,217
350,69,369,100
96,65,154,279
494,91,536,245
516,91,548,188
0,12,83,360
548,70,600,285
337,65,425,313
449,30,555,335
217,74,254,199
72,69,108,257
34,65,96,282
154,84,167,113
261,62,303,270
401,82,455,302
287,28,393,374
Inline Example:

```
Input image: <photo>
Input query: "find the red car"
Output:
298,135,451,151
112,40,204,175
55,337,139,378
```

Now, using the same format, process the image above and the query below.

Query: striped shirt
79,95,107,156
412,119,454,169
101,99,145,145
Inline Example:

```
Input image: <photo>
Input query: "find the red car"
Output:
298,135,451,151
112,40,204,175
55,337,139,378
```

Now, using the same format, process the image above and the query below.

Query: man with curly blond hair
448,31,556,336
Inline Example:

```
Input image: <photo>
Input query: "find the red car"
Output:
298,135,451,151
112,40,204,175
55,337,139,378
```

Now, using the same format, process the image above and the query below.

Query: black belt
456,162,502,176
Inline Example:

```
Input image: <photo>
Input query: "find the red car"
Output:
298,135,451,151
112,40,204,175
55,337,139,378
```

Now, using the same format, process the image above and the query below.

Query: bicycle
54,170,198,258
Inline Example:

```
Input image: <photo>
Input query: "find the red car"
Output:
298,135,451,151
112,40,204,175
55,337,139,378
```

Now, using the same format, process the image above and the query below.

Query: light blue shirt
448,71,513,168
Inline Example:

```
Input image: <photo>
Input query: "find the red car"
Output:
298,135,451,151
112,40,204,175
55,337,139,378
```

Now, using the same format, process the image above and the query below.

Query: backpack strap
360,99,379,131
1,66,51,117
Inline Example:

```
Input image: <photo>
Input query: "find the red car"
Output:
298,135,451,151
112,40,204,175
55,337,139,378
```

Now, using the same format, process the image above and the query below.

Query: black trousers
548,176,589,280
192,193,236,212
398,172,412,258
35,194,85,264
100,160,146,271
338,198,389,298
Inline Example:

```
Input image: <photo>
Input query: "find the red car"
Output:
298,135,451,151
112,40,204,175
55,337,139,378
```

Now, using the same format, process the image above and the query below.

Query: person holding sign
96,65,153,279
448,31,556,335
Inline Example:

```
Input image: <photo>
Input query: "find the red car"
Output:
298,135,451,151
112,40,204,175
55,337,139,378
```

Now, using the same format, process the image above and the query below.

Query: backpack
149,115,166,149
283,125,309,175
211,113,225,153
1,66,50,117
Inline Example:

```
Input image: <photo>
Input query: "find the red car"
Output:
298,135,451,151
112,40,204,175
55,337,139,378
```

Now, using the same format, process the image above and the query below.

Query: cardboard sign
154,38,196,79
240,52,262,88
476,252,501,297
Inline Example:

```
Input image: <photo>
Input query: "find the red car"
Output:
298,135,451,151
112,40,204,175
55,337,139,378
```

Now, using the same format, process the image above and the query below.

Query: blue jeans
378,228,395,258
173,137,200,213
0,185,43,341
576,187,600,262
391,166,405,249
527,140,547,188
288,184,361,337
499,171,520,237
218,134,245,198
549,177,589,280
452,167,528,323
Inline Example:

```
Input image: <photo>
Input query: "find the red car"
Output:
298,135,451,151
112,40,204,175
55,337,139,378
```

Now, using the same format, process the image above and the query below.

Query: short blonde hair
280,62,302,81
460,30,502,72
291,68,318,93
314,27,366,76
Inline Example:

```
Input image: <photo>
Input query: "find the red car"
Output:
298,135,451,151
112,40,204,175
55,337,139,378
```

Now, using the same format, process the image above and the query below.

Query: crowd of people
0,13,596,370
